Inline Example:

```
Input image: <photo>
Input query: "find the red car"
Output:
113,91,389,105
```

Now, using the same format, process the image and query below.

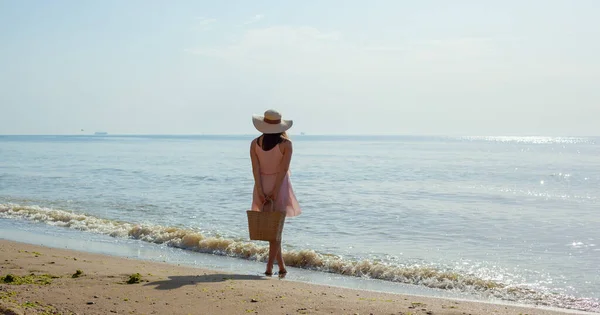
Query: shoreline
0,239,591,315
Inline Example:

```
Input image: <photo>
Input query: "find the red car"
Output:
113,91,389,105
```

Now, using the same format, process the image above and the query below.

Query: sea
0,135,598,313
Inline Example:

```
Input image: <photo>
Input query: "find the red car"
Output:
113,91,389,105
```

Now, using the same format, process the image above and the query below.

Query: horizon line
1,133,598,138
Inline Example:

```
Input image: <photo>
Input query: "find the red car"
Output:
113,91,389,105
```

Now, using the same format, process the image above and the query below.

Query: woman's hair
260,132,289,151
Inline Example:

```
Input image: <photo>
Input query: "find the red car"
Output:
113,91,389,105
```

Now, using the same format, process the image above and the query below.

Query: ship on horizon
94,132,108,135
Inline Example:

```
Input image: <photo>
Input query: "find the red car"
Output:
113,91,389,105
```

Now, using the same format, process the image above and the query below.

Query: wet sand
0,239,587,315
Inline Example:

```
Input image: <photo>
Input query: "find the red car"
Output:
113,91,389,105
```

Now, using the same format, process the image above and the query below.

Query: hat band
264,117,281,124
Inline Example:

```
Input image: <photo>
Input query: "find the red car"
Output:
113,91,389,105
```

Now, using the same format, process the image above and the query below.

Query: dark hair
260,132,289,151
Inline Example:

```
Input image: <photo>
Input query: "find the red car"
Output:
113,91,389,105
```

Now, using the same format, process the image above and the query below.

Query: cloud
196,17,217,25
188,26,341,57
363,46,406,52
186,26,349,75
186,25,500,78
187,25,595,84
194,17,216,31
243,14,265,25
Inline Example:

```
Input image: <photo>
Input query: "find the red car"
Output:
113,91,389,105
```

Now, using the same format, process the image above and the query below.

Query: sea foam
1,203,598,313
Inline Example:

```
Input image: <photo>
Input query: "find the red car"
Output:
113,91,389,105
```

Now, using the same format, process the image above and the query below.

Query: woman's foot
264,270,273,277
278,269,287,278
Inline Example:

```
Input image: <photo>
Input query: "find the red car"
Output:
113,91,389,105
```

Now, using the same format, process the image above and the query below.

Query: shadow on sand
143,274,267,290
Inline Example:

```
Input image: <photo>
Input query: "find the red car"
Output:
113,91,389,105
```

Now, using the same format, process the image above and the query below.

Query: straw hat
252,109,293,134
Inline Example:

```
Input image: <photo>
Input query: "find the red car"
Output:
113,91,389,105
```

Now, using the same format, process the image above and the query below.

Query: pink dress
251,141,302,217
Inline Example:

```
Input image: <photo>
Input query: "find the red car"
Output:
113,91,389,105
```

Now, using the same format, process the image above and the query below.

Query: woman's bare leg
266,241,277,275
276,243,286,274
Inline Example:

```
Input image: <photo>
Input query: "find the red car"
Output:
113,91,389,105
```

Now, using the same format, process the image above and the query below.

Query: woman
250,109,302,277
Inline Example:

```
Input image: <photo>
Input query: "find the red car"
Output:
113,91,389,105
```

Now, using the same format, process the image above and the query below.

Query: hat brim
252,115,293,134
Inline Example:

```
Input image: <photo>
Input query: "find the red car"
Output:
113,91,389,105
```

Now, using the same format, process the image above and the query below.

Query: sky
0,0,599,136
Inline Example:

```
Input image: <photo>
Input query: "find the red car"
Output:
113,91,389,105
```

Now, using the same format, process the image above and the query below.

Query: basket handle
262,197,274,212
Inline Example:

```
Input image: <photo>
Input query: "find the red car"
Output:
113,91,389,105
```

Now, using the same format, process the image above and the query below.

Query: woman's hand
268,191,278,203
261,192,275,212
261,193,269,204
257,186,267,204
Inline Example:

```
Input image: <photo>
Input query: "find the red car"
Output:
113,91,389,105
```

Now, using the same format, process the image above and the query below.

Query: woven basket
247,208,285,242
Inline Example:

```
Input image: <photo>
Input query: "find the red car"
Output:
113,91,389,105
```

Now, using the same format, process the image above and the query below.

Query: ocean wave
1,203,598,313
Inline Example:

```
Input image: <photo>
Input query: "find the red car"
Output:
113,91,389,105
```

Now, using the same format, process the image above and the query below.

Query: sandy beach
0,240,588,315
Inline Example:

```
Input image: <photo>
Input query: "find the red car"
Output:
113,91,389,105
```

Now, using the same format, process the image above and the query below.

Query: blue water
1,135,598,312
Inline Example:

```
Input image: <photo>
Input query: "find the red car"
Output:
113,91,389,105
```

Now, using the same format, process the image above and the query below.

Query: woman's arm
250,139,265,201
271,140,293,201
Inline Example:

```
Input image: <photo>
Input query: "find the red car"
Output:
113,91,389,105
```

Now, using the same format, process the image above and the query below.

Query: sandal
278,270,288,278
264,271,273,277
